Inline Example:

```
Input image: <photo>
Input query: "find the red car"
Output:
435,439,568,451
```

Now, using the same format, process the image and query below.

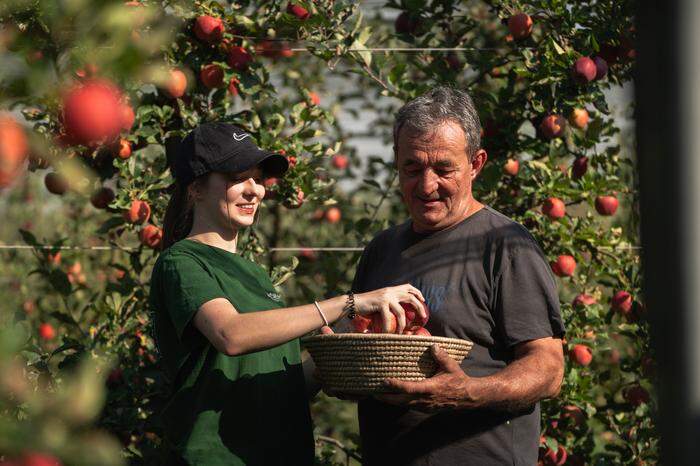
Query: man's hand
376,344,482,412
376,337,564,413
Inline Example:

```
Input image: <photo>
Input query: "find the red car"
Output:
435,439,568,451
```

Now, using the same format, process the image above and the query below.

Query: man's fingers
383,377,431,394
320,325,334,335
432,344,461,372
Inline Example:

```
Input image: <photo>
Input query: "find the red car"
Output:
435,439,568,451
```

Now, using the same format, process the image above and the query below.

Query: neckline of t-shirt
406,205,490,240
180,238,243,259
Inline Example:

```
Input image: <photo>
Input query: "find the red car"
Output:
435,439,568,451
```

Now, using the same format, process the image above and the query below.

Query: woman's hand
354,284,426,334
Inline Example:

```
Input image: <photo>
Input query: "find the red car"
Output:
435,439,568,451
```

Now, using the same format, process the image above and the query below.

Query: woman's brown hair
161,177,206,250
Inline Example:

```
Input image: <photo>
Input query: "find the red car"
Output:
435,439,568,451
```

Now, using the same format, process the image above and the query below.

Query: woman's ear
187,182,202,202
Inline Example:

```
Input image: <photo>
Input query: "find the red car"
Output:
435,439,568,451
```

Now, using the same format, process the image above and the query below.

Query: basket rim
302,332,473,346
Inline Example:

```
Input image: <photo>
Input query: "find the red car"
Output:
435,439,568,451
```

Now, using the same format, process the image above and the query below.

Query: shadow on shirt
160,356,314,465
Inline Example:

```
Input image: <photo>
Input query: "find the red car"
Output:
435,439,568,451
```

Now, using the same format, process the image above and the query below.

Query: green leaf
18,228,39,248
49,269,72,295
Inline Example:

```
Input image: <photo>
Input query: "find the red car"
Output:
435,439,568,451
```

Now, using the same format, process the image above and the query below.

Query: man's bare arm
379,336,564,412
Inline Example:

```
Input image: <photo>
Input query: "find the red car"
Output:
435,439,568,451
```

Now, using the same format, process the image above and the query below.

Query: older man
351,86,565,465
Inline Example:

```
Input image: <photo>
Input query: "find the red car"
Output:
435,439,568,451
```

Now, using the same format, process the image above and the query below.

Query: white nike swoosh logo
233,133,250,141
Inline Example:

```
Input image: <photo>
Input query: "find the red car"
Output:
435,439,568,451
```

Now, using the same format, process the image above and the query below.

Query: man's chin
410,213,446,232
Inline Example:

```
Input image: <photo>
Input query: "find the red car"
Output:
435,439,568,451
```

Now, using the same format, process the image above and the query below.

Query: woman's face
192,167,265,232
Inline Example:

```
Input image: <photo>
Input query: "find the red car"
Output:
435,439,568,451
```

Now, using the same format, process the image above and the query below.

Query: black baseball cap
165,122,289,186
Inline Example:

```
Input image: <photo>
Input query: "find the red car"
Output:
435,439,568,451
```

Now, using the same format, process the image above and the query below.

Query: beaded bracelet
344,291,356,320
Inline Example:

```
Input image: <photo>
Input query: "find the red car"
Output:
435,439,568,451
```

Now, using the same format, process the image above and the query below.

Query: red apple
351,315,371,333
445,52,461,70
62,79,123,145
551,255,576,277
19,452,63,466
123,199,151,224
227,46,252,70
39,323,56,341
193,15,224,44
569,108,589,129
200,64,224,88
539,114,566,139
611,290,633,316
412,327,431,336
572,293,597,308
571,156,588,179
542,445,567,466
90,187,115,209
542,197,566,220
593,56,608,79
569,344,592,366
395,12,419,35
113,138,131,159
283,188,304,209
503,158,519,176
0,113,28,188
369,313,398,334
332,154,348,170
287,3,310,20
508,12,533,40
572,57,597,83
256,40,294,59
164,69,187,98
309,92,320,106
299,248,317,261
624,385,650,406
595,195,619,216
47,252,61,266
140,225,162,249
560,405,585,426
44,172,68,195
400,301,430,328
325,207,341,224
598,43,620,64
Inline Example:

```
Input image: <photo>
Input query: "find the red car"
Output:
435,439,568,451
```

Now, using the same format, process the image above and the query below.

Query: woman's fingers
379,306,394,333
389,301,406,334
406,295,427,321
406,285,425,302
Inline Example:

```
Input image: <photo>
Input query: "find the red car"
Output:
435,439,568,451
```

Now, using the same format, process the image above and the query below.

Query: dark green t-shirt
149,239,314,466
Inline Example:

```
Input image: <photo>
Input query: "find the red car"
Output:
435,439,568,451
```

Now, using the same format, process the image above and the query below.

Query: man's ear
470,149,488,179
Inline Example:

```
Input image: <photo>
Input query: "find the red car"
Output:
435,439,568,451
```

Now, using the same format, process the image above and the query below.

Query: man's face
396,120,486,233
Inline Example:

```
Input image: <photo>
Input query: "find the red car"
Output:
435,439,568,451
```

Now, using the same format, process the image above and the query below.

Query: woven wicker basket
303,333,473,395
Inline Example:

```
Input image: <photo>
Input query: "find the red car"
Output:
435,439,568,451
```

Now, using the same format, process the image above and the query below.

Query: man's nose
416,169,438,195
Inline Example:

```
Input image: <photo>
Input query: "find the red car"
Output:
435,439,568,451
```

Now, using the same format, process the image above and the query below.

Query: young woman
149,122,425,466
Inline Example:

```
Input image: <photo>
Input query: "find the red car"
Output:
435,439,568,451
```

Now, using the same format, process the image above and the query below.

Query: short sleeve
493,236,565,348
158,254,227,340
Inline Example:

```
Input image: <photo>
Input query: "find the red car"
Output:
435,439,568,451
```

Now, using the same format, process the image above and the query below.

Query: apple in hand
400,301,430,329
369,313,398,334
351,315,371,333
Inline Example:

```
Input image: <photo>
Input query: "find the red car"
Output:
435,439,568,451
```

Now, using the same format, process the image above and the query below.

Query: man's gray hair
393,86,482,158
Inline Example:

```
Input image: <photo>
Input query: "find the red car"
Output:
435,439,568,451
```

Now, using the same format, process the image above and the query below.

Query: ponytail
161,181,195,250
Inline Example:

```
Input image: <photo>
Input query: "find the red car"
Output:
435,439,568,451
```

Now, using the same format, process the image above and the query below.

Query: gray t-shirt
353,206,565,466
